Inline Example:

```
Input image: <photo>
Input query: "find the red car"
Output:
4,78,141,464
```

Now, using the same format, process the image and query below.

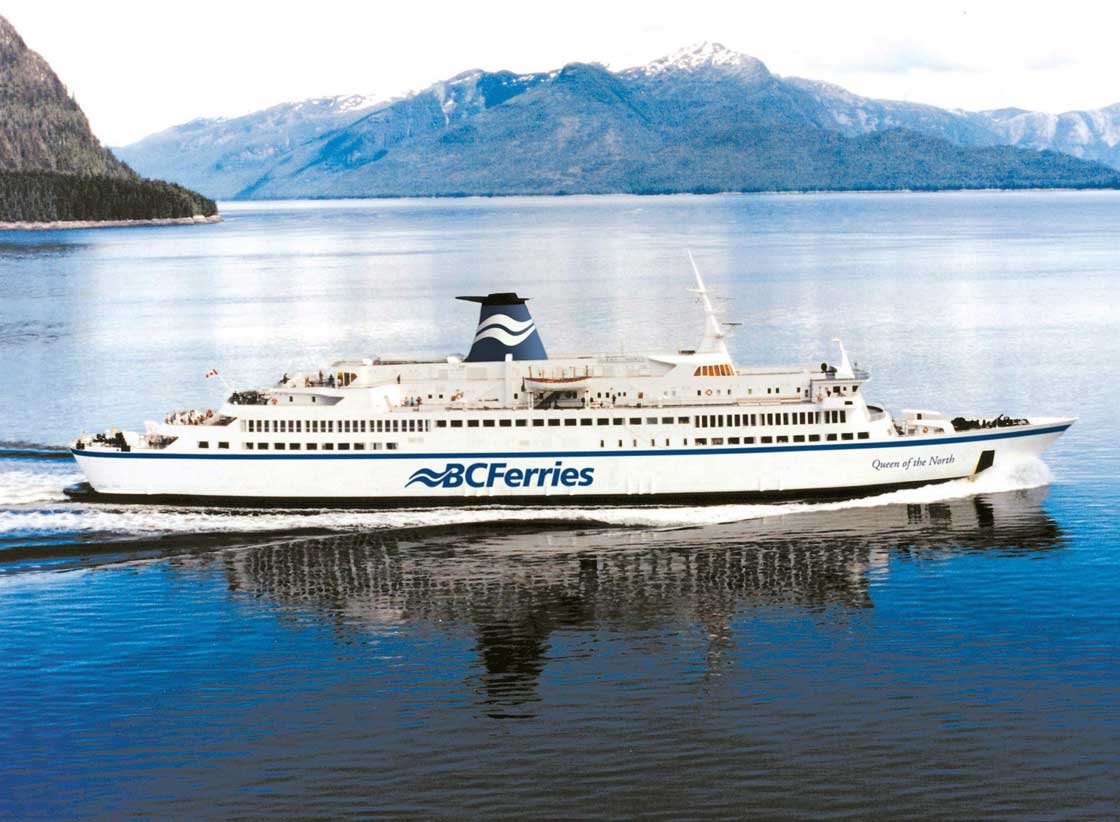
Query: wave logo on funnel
472,313,537,347
457,292,548,362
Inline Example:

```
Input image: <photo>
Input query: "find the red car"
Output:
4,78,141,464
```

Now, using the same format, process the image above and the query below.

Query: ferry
69,265,1073,506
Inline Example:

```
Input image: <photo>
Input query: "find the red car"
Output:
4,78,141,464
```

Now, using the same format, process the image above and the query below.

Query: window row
696,410,848,428
595,431,873,448
199,441,398,451
244,418,430,434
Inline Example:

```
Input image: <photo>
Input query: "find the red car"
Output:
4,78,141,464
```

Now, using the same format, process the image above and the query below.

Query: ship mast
687,251,730,358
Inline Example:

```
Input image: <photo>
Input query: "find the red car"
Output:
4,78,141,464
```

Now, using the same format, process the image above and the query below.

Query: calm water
1,193,1118,819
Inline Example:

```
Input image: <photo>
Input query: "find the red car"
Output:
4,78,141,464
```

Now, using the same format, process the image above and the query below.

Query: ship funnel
457,292,548,362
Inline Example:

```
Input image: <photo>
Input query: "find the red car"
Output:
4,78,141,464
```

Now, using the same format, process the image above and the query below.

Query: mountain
979,104,1120,170
0,15,216,224
116,94,384,199
117,43,1120,199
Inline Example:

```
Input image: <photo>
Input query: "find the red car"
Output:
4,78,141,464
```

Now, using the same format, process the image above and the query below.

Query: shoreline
227,185,1120,204
0,214,222,231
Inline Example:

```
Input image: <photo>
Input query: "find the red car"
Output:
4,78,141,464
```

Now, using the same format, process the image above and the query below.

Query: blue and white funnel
458,292,548,362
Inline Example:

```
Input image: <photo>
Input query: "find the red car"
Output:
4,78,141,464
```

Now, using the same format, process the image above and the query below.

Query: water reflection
204,489,1064,716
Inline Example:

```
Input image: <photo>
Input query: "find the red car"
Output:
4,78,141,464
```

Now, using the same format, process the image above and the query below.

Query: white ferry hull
70,421,1070,507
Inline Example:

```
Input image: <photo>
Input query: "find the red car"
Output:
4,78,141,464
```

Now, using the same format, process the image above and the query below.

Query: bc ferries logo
407,461,594,489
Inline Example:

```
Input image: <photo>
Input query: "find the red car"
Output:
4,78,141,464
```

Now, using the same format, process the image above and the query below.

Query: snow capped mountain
116,44,1120,200
116,93,386,198
980,104,1120,168
627,41,769,81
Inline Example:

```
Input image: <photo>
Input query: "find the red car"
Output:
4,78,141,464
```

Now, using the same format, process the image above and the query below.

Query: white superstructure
70,268,1073,506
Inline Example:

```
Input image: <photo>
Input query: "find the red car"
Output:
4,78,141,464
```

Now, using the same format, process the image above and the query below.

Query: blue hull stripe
71,423,1071,461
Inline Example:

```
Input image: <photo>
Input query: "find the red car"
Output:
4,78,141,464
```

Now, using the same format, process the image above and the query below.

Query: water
1,192,1118,818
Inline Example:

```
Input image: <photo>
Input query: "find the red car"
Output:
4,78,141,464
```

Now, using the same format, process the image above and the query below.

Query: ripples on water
1,194,1118,819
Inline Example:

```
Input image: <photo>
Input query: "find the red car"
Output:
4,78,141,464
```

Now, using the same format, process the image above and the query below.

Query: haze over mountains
116,43,1120,200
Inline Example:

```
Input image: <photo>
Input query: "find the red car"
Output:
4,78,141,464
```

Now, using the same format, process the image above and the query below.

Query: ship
69,265,1073,506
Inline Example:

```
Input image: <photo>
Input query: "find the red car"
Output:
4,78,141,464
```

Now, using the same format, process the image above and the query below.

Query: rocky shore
0,214,222,231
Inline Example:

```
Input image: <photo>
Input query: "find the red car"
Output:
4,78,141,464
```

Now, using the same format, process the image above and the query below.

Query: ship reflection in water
194,488,1064,718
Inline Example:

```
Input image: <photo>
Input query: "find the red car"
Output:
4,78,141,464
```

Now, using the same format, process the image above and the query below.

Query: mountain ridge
115,42,1120,199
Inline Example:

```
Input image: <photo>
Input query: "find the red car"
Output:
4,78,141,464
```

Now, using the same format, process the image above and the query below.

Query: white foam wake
0,457,1053,541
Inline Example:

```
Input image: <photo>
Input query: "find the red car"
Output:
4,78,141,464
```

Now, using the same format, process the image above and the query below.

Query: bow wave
405,466,457,487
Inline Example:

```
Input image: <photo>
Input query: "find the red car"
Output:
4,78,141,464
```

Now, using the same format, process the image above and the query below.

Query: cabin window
744,436,754,444
483,419,495,428
712,437,724,445
198,441,209,449
515,419,527,427
809,434,820,442
564,419,577,427
580,419,592,426
436,420,447,428
629,418,641,425
695,438,707,445
728,437,740,445
532,419,544,427
841,433,854,441
386,443,398,450
338,443,350,451
793,435,805,443
600,440,605,448
467,420,479,428
613,418,624,426
245,442,254,450
826,434,837,442
761,436,773,444
257,442,268,450
548,419,560,427
662,417,674,424
274,443,286,450
857,432,869,440
597,418,610,426
450,420,463,428
776,435,788,443
218,442,229,449
289,443,300,450
841,411,848,423
306,443,317,451
323,443,334,450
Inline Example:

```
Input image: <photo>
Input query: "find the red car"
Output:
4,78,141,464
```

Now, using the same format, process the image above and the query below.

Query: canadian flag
205,368,219,379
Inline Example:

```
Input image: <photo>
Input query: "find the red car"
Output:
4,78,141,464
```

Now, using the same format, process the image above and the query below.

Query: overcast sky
7,0,1119,145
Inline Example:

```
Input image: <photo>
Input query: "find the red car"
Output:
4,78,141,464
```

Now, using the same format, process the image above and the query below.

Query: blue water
1,193,1118,818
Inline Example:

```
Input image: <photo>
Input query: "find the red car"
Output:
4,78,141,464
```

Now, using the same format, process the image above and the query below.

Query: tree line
0,171,217,222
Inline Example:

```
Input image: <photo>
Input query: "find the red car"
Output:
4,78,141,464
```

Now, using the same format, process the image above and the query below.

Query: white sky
7,0,1119,146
